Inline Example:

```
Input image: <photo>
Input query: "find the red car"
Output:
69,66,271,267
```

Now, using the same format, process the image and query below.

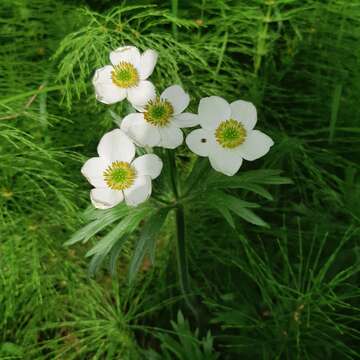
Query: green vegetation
1,0,359,358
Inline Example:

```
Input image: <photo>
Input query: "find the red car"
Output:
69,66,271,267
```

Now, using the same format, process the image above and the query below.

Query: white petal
160,85,190,115
127,80,156,107
110,46,140,69
121,112,161,147
198,96,231,130
120,112,144,133
92,66,126,105
185,129,212,157
97,129,135,163
81,157,109,188
90,188,124,209
158,125,183,149
139,49,158,80
172,113,199,128
230,100,257,130
132,103,147,113
132,154,163,179
237,130,274,161
209,145,243,176
124,176,152,207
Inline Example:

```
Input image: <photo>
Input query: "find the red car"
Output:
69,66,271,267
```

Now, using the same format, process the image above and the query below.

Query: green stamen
103,161,136,190
144,97,174,127
111,62,139,88
215,119,247,149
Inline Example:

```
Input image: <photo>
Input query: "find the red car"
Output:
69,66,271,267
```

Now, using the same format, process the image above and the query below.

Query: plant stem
167,150,197,318
167,150,179,199
171,0,178,39
175,205,198,319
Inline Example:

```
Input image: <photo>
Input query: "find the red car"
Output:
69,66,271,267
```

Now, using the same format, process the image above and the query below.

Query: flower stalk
171,0,178,39
167,149,179,198
175,204,192,304
167,150,197,317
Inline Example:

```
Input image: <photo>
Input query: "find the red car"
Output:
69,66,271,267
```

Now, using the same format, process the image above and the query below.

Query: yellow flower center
144,97,174,127
111,62,139,88
215,119,247,149
103,161,136,190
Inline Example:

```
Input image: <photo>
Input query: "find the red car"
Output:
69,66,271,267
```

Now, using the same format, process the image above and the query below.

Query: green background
0,0,359,359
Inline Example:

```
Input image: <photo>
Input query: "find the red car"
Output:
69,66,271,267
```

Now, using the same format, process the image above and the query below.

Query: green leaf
88,250,108,277
219,193,260,210
212,203,235,229
128,207,170,284
205,169,293,189
230,206,269,228
329,83,343,144
256,175,293,185
207,191,268,228
184,157,211,194
86,206,151,257
65,204,130,246
88,235,129,277
236,183,274,201
221,193,268,227
108,237,128,275
207,191,259,210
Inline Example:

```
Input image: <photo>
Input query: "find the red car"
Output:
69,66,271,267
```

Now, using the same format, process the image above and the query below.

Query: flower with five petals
186,96,274,176
120,85,198,149
93,46,158,107
81,129,163,209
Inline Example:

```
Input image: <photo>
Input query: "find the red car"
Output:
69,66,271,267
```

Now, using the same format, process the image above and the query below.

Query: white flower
92,46,158,107
186,96,274,176
120,85,199,149
81,129,163,209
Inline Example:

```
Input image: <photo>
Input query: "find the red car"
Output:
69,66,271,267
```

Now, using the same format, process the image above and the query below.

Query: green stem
167,150,179,199
171,0,178,39
175,206,189,297
167,150,197,318
175,204,198,318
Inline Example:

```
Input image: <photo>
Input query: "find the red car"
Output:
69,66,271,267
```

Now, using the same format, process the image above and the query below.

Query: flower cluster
82,46,274,208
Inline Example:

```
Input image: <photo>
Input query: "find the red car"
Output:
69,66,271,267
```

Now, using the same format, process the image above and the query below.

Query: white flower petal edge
230,100,257,131
91,188,124,210
93,46,158,107
161,85,190,115
186,96,274,176
132,154,163,179
209,146,243,176
81,157,108,188
120,113,160,147
121,84,196,149
110,46,141,70
198,96,231,130
173,113,199,128
82,129,163,209
139,49,158,80
123,176,152,207
92,66,126,105
97,129,135,163
237,130,274,161
158,125,183,149
127,80,156,108
185,128,211,157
